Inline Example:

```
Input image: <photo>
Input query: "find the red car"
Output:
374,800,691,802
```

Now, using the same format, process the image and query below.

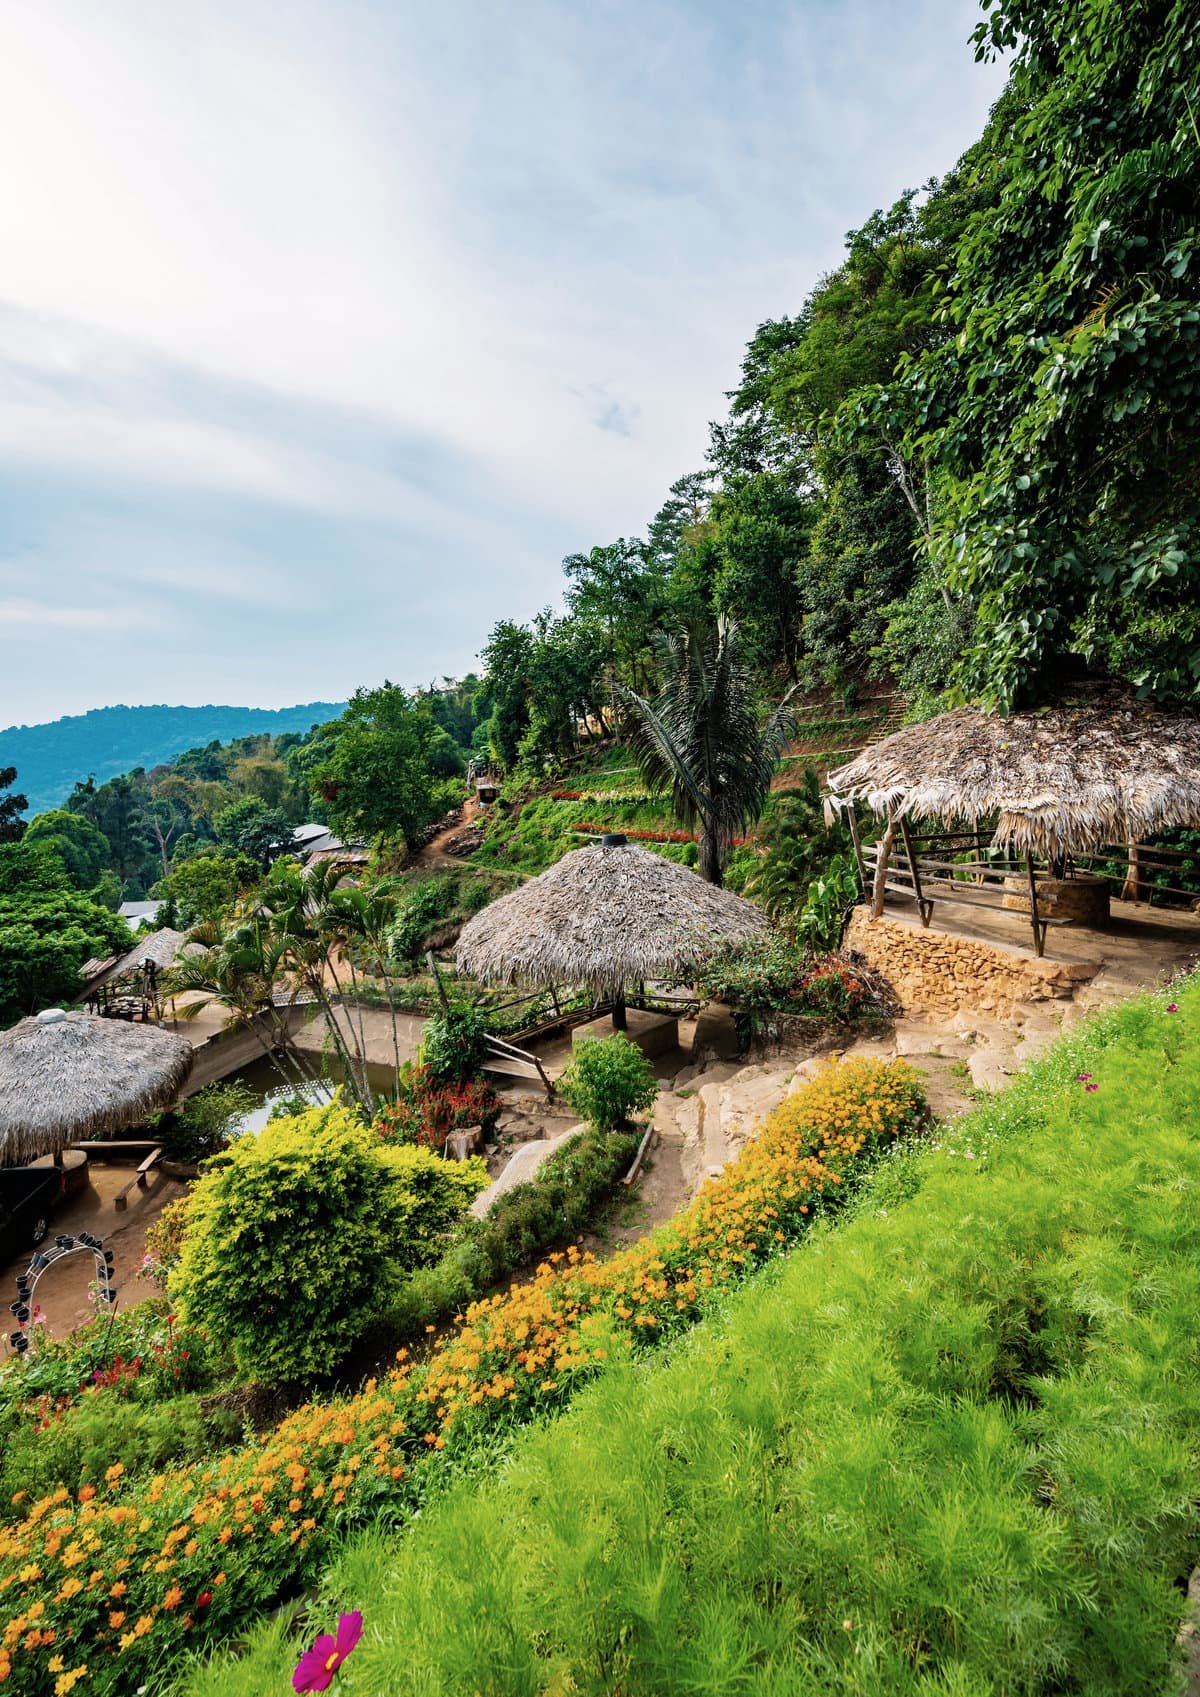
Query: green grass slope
188,976,1200,1696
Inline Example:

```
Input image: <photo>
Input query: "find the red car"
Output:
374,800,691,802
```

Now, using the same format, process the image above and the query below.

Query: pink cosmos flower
1085,1083,1098,1092
1074,1073,1093,1082
293,1612,363,1693
1166,1003,1179,1013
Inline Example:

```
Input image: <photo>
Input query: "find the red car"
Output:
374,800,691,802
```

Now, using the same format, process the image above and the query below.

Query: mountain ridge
0,701,347,816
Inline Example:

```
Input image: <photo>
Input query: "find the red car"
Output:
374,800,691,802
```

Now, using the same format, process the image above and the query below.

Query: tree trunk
870,817,898,919
697,827,723,887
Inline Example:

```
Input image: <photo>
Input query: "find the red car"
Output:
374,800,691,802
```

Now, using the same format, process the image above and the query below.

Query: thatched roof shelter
827,684,1200,859
0,1009,194,1166
83,928,193,994
456,836,768,1011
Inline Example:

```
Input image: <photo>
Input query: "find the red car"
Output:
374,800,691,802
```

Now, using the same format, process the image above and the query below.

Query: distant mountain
0,702,347,817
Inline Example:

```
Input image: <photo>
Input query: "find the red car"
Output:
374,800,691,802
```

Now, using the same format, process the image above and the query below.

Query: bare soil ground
0,1165,185,1340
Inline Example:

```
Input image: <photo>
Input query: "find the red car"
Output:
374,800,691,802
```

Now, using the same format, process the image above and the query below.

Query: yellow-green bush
170,1101,486,1385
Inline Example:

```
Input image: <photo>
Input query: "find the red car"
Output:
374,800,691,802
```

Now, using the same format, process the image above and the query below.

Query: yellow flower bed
0,1057,923,1695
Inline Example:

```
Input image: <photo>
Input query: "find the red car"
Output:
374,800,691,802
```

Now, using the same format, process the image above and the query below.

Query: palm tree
618,615,797,886
164,916,326,1095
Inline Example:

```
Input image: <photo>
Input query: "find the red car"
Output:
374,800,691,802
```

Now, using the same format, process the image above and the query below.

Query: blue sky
0,0,1006,727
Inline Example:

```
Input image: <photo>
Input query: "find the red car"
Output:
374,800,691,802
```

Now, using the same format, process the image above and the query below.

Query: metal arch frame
7,1233,118,1356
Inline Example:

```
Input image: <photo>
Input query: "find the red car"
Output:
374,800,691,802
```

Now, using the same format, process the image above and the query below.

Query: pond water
218,1053,400,1134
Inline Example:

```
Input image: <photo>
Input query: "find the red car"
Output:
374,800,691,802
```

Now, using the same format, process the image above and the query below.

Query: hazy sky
0,0,1005,727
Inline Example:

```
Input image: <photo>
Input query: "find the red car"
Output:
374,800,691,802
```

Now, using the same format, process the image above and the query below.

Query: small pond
216,1053,401,1135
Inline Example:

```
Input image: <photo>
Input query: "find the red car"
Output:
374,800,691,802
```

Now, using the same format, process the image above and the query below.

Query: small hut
456,833,768,1032
82,928,195,1022
0,1009,194,1167
828,684,1200,952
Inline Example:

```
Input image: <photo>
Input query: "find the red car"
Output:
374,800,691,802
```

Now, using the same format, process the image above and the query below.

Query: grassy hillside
0,701,346,816
186,976,1200,1697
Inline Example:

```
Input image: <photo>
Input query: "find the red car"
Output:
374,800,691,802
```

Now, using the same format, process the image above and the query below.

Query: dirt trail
415,797,480,870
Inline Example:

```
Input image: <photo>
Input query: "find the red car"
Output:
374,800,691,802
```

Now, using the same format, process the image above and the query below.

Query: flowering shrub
690,935,880,1046
574,822,751,847
0,1057,923,1696
372,1067,499,1152
170,1102,487,1385
790,959,871,1021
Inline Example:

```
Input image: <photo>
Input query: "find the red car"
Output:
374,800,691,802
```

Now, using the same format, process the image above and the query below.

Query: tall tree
312,685,437,847
22,810,110,890
618,617,796,886
889,0,1200,705
0,767,27,843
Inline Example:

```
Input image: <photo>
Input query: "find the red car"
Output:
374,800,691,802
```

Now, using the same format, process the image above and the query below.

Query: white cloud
0,597,149,630
0,0,1007,723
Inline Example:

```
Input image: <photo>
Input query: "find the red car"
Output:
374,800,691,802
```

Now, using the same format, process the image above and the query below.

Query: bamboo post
425,950,452,1015
897,815,930,925
1122,841,1145,904
846,805,868,889
1025,854,1044,957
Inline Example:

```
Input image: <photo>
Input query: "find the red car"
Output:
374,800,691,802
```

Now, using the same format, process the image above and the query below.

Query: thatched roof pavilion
456,834,768,1027
83,928,193,994
0,1009,194,1166
828,685,1200,860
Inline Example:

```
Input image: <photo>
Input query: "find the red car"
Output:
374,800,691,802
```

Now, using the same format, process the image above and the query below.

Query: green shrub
386,874,457,963
421,1002,489,1083
386,1128,638,1340
170,1101,487,1384
0,1393,221,1505
152,1080,258,1164
558,1033,658,1131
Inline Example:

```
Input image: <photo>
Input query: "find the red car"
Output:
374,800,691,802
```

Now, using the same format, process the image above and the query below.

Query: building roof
827,683,1200,859
456,836,768,989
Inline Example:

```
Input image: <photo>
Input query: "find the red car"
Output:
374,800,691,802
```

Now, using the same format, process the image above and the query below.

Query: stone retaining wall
845,908,1097,1019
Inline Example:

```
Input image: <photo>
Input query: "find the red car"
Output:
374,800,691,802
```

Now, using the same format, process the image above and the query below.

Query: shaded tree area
0,839,129,1026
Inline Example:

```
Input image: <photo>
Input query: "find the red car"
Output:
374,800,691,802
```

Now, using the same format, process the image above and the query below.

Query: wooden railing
859,829,1068,957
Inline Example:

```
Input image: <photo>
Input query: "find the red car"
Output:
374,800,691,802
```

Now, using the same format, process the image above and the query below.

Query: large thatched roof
84,928,193,993
0,1009,194,1166
827,684,1200,858
456,837,769,988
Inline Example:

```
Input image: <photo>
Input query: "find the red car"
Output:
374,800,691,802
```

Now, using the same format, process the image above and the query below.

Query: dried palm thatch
827,684,1200,859
0,1010,194,1166
456,837,769,990
84,929,193,992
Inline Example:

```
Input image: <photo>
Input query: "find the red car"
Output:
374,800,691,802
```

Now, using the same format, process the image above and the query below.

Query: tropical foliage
619,616,796,884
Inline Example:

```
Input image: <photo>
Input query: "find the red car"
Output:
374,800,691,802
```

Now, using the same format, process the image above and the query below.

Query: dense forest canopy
0,701,348,816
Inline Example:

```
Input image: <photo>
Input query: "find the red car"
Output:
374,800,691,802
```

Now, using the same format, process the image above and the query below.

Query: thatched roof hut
83,929,193,994
0,1009,194,1166
456,836,769,1011
827,685,1200,859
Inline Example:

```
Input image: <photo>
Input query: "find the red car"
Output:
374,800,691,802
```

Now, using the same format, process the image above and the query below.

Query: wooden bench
114,1147,162,1212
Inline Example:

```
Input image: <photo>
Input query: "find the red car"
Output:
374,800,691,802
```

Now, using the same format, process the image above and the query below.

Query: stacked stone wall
844,908,1097,1019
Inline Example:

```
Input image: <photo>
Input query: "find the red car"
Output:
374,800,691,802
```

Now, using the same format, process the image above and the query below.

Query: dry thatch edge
456,840,769,989
0,1013,194,1165
827,686,1200,858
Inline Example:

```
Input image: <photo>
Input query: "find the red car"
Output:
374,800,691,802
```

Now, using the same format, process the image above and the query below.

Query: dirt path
415,798,480,870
